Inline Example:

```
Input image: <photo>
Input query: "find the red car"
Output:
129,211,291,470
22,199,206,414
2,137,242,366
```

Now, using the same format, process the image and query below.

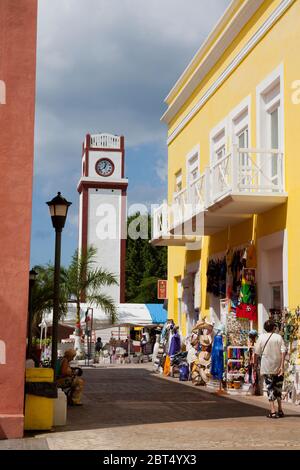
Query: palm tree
31,264,69,337
66,245,118,353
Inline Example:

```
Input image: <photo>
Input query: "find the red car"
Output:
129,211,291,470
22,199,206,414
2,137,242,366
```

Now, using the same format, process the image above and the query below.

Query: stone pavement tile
2,365,300,450
42,416,300,450
159,371,300,415
0,437,49,450
40,366,300,450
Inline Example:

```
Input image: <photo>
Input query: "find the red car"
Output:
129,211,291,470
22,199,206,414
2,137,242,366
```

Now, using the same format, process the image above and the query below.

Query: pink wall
0,0,38,439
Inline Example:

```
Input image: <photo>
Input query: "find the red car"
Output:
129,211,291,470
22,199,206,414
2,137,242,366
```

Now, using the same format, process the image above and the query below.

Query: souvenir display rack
220,303,252,394
226,346,250,393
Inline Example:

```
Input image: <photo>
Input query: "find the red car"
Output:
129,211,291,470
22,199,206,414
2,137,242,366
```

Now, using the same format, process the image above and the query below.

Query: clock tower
77,133,128,303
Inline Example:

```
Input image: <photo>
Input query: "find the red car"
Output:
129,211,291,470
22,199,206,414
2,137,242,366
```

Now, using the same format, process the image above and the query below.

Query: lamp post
84,308,94,367
27,268,38,359
47,192,72,373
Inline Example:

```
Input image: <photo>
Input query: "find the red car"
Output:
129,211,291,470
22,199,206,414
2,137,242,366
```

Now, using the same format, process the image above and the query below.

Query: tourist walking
95,337,103,353
254,320,286,418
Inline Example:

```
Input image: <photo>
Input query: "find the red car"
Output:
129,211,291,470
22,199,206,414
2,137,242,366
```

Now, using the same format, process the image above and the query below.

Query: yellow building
152,0,300,336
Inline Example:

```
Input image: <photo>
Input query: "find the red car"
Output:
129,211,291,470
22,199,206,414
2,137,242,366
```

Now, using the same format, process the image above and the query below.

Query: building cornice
163,0,265,118
164,0,244,106
164,0,294,146
77,178,128,193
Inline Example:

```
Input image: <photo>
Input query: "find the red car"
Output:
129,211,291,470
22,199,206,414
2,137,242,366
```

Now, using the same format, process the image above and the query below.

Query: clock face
95,158,114,177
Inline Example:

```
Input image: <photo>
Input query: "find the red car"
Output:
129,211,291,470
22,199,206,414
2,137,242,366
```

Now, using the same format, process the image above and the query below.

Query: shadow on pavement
26,366,274,435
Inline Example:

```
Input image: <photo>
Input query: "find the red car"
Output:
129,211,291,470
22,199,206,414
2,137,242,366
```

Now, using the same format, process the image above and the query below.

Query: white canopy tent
43,303,159,330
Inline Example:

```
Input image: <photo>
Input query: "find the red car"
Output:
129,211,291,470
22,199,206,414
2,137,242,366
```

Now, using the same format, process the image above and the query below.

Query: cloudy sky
31,0,231,267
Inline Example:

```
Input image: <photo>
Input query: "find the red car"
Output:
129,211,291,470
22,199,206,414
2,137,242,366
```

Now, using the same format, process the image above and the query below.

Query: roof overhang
150,234,198,247
169,193,288,236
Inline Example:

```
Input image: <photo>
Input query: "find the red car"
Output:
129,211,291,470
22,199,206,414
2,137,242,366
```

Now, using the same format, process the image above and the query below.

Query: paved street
1,364,300,450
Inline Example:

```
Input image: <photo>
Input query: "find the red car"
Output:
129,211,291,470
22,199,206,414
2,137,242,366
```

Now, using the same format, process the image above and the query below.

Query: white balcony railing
210,146,284,204
152,146,285,240
189,173,207,210
173,187,188,208
153,202,169,238
90,133,121,149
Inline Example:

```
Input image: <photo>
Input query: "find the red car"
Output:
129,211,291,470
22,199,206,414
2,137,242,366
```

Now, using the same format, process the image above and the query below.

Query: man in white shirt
254,319,286,419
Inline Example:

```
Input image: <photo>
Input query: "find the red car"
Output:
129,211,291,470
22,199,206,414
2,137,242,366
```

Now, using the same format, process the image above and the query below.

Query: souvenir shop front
205,241,300,400
155,239,300,401
153,312,300,403
205,243,258,392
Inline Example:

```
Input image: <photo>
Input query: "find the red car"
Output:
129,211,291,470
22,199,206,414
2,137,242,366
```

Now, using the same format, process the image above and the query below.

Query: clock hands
96,159,114,176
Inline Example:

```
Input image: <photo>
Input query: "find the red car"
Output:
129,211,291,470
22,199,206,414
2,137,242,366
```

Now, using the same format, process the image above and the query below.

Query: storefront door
257,231,285,332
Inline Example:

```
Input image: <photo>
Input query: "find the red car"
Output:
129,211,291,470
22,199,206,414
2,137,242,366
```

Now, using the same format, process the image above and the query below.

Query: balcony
151,146,287,244
151,202,198,247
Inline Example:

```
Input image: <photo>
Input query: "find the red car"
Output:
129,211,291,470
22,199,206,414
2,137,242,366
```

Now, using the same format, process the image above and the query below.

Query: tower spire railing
90,133,121,149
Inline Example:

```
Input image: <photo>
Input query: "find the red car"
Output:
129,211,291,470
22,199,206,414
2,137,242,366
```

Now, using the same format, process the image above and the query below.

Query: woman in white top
254,319,286,419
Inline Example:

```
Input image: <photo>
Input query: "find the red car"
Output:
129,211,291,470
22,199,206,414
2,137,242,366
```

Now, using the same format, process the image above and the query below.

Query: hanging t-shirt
236,303,257,321
239,280,255,304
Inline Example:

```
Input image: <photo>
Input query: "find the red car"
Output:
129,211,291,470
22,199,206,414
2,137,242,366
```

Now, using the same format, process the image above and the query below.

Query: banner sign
157,280,168,300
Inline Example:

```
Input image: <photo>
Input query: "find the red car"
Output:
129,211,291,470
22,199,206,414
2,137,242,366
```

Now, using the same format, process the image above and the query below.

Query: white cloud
33,0,232,214
35,0,231,175
155,159,168,183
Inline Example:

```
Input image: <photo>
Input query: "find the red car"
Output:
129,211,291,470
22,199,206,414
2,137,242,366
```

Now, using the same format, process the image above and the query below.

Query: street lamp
84,308,94,367
27,268,38,359
46,192,72,373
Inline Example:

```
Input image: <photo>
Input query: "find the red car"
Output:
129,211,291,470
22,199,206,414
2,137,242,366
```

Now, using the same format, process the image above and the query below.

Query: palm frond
82,268,118,291
86,293,118,324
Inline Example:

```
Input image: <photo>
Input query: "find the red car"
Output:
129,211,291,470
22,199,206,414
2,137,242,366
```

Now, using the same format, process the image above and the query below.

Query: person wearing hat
56,349,84,405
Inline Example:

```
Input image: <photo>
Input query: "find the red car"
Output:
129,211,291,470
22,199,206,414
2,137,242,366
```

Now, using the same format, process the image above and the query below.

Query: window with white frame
186,149,200,206
232,107,249,148
262,80,281,149
231,103,250,189
174,170,183,193
271,283,283,310
210,124,228,197
212,128,226,163
188,153,199,183
257,68,283,191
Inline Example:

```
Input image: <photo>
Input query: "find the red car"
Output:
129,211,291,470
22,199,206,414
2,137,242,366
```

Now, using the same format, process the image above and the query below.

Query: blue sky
30,0,231,268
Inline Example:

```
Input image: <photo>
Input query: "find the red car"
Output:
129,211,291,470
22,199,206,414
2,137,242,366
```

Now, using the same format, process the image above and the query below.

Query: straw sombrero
200,367,210,383
192,319,214,332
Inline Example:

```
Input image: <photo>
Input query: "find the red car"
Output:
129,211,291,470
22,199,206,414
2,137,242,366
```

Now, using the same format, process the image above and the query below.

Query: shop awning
113,303,167,327
146,303,167,324
44,302,167,330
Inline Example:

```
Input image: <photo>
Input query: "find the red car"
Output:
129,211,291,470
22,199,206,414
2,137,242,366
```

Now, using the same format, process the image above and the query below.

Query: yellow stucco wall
166,0,300,322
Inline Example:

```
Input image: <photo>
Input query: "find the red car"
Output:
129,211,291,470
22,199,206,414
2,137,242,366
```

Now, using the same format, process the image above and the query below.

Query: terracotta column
0,0,38,439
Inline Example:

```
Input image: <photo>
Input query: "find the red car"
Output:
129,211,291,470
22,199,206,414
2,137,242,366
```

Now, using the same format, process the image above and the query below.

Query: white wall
257,231,284,333
88,188,122,303
88,150,122,179
78,192,83,251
